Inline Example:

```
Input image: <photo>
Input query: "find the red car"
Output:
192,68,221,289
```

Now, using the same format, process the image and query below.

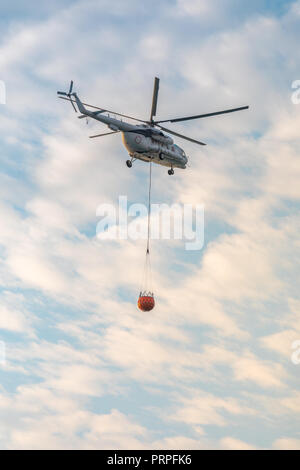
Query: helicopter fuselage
121,128,187,169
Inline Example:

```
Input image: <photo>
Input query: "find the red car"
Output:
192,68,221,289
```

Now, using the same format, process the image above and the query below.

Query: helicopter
57,78,249,175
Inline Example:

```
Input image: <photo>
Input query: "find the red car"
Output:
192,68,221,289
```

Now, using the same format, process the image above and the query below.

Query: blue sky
0,0,300,450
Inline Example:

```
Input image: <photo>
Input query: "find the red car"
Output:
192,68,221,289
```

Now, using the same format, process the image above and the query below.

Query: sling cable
138,161,155,311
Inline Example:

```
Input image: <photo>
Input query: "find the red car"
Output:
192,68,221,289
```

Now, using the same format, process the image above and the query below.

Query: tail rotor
57,80,77,113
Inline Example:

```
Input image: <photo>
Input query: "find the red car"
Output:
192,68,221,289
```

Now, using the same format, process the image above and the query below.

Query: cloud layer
0,0,299,450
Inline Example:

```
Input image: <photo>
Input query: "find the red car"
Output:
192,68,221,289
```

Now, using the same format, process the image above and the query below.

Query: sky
0,0,300,450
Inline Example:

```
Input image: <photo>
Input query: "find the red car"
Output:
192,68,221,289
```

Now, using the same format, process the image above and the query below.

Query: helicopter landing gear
168,168,174,176
159,152,164,160
126,156,137,168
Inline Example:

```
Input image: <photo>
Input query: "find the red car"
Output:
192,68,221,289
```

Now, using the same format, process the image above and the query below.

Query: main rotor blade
58,96,148,123
89,131,120,138
155,105,249,124
150,77,160,122
156,124,206,146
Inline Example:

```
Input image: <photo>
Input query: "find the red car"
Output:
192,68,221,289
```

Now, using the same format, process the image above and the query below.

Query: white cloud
0,291,34,335
232,352,286,388
151,435,207,450
220,437,257,450
261,330,300,358
172,391,255,427
273,438,300,450
139,35,170,62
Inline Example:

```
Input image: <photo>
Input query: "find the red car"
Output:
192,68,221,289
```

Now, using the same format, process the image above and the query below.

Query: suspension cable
146,160,152,254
